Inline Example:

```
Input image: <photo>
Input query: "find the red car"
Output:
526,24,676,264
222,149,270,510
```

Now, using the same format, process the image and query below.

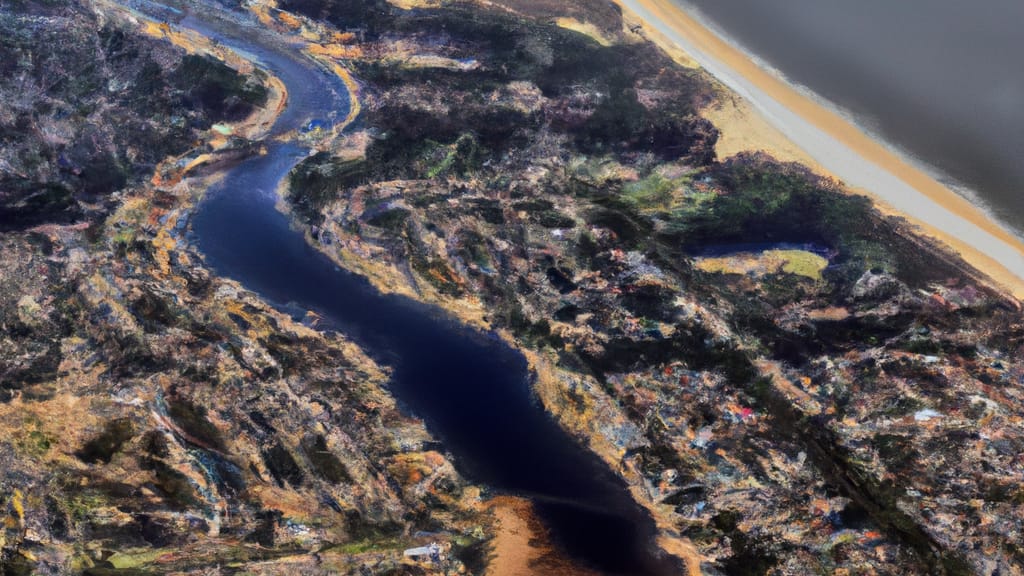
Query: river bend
125,1,678,573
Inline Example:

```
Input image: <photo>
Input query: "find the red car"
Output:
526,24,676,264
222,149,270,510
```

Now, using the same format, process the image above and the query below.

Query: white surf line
619,0,1024,284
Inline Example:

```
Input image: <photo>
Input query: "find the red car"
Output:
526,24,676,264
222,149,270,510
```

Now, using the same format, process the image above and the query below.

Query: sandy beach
615,0,1024,299
484,496,601,576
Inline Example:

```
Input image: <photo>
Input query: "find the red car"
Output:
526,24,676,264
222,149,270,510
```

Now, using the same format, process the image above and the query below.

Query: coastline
614,0,1024,300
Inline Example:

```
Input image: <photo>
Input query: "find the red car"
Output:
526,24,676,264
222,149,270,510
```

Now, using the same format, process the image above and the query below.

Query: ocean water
678,0,1024,238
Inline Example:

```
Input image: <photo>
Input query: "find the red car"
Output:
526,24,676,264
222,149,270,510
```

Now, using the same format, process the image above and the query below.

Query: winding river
125,1,678,574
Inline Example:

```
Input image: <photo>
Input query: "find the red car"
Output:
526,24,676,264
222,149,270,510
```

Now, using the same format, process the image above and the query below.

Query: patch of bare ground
479,0,625,37
486,496,600,576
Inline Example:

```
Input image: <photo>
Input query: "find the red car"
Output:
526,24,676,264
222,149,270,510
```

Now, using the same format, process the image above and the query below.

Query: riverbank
0,1,508,572
131,3,686,575
269,0,1024,572
615,0,1024,300
485,496,600,576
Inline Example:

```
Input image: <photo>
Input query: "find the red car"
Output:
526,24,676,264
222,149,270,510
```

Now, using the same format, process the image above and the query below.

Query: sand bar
615,0,1024,299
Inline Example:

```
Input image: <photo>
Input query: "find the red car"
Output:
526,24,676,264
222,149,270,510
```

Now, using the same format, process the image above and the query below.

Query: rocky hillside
276,0,1024,573
3,0,1023,574
1,2,494,574
0,0,267,230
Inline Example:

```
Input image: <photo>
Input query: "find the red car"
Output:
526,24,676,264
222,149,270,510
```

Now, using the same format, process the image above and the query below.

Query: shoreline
485,496,601,576
615,0,1024,300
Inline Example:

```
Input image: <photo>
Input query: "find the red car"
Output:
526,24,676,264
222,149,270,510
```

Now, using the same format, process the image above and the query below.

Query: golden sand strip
485,496,602,576
485,497,550,576
245,0,364,133
306,55,363,131
615,0,1024,299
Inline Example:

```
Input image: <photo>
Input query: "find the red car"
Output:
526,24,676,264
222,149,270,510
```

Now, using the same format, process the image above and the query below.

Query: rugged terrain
276,0,1024,573
2,0,1024,574
0,1,500,574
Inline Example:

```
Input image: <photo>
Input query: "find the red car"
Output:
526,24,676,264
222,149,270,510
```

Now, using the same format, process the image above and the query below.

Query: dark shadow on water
127,0,683,571
191,145,680,575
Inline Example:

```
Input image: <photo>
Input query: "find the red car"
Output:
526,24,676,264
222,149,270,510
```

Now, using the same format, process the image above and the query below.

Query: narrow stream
128,2,680,573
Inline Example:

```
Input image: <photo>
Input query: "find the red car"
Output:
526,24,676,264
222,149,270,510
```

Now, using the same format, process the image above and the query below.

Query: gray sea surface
677,0,1024,238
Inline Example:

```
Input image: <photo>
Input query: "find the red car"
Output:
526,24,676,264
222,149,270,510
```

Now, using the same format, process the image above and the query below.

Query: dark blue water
132,2,680,573
191,142,675,575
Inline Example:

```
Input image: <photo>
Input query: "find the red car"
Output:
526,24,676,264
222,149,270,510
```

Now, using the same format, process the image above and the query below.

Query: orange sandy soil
484,496,600,576
614,0,1024,300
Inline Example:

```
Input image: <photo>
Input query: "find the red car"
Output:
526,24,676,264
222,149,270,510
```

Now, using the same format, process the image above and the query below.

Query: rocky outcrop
0,1,266,230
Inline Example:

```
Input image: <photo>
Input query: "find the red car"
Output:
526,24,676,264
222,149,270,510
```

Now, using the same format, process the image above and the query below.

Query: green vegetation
366,207,410,231
666,153,847,244
106,548,170,570
166,396,226,452
711,510,780,576
451,538,492,575
332,537,404,555
412,257,464,296
171,54,268,121
622,174,679,211
640,152,975,292
287,153,367,225
424,134,483,179
776,249,828,279
279,0,394,36
536,210,575,228
262,442,305,488
65,489,109,523
457,229,494,271
341,4,717,188
0,6,268,228
695,248,828,281
14,416,54,457
468,199,504,225
874,434,919,468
